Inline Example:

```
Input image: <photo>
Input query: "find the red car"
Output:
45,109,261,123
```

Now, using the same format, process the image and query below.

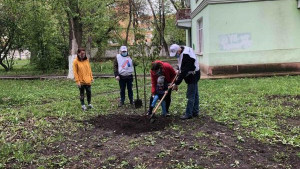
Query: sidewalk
0,71,299,80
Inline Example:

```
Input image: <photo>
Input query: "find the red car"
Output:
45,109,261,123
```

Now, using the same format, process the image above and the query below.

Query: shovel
133,63,142,108
149,74,178,123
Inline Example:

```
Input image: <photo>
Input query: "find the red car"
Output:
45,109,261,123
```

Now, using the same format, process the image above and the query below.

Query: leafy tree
164,15,186,45
0,0,25,70
81,0,125,59
130,37,159,112
23,0,67,71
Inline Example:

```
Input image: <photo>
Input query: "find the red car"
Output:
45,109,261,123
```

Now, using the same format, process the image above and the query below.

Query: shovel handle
152,91,168,114
133,62,139,99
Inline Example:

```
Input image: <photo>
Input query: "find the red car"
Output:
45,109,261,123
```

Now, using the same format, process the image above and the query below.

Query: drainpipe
189,28,192,47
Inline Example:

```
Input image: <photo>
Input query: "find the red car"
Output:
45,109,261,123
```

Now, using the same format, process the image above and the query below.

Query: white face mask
121,52,128,57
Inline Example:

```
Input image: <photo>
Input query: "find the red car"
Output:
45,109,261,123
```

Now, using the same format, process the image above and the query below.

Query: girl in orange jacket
73,48,93,111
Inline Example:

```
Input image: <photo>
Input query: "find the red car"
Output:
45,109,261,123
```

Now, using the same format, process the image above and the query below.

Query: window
197,18,203,54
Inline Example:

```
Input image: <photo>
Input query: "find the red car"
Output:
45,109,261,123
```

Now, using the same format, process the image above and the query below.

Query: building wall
191,0,300,74
191,6,210,67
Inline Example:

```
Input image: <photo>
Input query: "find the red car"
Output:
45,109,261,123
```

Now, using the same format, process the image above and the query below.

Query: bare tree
169,0,178,11
125,0,133,46
147,0,169,56
0,36,13,71
169,0,188,10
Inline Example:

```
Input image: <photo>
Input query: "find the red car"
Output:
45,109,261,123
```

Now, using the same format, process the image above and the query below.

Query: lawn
0,76,299,168
0,59,165,76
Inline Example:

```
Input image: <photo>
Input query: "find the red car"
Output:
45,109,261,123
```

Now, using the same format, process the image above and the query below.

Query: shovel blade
134,99,143,108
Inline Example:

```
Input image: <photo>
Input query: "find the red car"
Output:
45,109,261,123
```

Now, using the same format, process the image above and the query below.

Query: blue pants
119,78,133,103
185,82,199,117
148,90,172,113
151,95,167,115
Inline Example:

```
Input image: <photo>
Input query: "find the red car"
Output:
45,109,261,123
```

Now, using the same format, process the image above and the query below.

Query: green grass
0,59,67,76
170,76,300,146
0,59,152,76
0,75,299,167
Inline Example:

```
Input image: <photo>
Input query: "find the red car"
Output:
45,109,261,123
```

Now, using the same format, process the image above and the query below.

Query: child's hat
157,76,165,85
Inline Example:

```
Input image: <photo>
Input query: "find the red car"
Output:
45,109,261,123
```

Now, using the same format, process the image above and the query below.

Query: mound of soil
33,115,300,169
85,114,177,135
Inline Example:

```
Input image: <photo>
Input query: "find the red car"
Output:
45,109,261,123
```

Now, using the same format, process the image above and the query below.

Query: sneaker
162,113,170,117
165,112,171,117
130,101,134,105
88,104,93,109
81,105,87,111
180,115,192,120
118,102,124,107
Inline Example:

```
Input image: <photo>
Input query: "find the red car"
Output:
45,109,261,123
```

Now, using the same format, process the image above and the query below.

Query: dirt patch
84,114,178,135
266,95,300,109
285,116,300,127
266,95,300,101
31,114,300,169
282,101,300,109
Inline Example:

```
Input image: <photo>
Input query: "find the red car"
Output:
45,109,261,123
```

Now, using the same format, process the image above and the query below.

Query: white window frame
197,18,203,55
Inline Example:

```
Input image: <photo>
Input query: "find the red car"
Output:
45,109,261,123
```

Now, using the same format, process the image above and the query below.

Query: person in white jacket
113,46,134,107
170,44,201,120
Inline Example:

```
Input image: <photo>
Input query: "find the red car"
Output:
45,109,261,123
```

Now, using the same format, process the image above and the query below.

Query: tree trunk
0,38,12,71
19,50,22,60
169,0,178,11
86,35,92,59
159,0,162,45
181,0,185,8
132,0,138,42
147,0,169,56
67,18,78,79
161,0,169,56
0,61,9,71
66,0,83,79
125,0,132,46
143,59,147,113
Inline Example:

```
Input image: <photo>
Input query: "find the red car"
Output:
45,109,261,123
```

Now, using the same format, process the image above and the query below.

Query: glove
172,84,178,91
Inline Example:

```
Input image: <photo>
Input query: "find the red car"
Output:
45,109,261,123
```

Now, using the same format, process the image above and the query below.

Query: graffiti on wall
219,33,252,51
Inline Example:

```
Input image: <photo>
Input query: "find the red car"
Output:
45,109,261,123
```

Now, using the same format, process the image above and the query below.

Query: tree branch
169,0,178,11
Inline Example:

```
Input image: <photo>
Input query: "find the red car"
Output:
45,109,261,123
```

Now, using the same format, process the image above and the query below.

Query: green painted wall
191,6,210,66
191,0,300,66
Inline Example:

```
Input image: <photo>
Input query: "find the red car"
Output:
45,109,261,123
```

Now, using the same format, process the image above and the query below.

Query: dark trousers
149,89,172,113
79,85,91,105
184,70,200,117
185,82,199,117
119,78,133,103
